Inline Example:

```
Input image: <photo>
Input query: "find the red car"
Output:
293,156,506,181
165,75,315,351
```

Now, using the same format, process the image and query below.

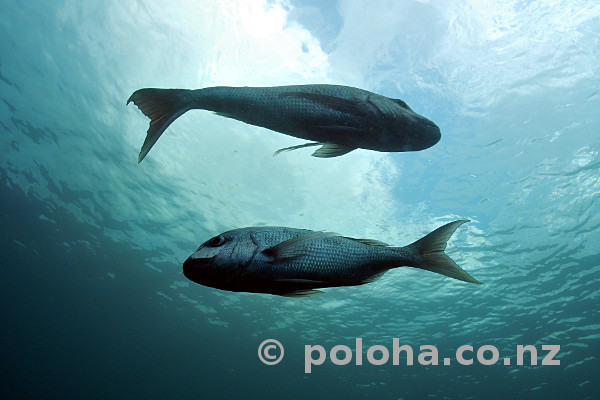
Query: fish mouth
183,257,213,281
415,119,441,150
428,123,441,146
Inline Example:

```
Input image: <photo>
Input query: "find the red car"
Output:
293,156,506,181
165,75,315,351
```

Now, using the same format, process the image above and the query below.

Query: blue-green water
1,1,599,399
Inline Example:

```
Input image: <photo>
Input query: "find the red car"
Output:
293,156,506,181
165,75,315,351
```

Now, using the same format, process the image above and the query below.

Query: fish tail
405,220,481,284
127,88,191,163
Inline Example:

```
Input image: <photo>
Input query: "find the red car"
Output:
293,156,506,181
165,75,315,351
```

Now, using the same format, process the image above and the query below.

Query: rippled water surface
1,1,598,399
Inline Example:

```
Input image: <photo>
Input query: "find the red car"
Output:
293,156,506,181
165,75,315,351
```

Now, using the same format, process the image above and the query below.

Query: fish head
400,114,441,151
182,229,257,289
415,116,441,150
391,99,441,151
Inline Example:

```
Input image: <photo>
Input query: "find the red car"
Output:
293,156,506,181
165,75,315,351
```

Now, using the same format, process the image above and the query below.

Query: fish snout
183,256,213,281
413,118,441,150
426,121,441,147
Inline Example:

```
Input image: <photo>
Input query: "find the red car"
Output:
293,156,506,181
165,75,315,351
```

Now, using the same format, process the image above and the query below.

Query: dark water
1,1,599,399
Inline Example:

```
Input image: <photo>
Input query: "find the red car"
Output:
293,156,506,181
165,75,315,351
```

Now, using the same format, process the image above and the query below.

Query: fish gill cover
0,0,598,399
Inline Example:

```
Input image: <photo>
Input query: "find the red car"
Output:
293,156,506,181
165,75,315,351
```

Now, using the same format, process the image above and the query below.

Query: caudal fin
127,88,190,163
406,220,481,284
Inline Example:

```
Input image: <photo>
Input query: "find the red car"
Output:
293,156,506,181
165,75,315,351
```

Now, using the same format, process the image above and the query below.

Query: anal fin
358,271,388,284
279,289,324,297
273,278,328,285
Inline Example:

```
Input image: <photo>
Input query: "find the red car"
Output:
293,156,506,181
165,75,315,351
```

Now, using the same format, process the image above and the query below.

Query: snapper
183,220,481,297
127,84,441,162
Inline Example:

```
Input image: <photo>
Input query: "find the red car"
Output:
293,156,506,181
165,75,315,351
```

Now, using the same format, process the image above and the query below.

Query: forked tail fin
127,89,190,163
406,220,481,284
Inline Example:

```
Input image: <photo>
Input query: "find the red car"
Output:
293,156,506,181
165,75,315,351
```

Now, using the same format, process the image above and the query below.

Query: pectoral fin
263,232,334,262
273,142,355,158
273,142,321,157
312,143,356,158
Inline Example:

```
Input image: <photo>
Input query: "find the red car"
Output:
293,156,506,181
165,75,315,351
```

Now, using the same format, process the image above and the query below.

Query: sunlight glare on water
0,0,598,399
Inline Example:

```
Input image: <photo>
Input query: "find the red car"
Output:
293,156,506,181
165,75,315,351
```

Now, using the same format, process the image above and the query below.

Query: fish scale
247,228,392,282
193,85,370,137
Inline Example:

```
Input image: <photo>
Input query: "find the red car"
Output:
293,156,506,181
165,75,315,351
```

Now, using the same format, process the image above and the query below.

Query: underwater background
1,0,599,399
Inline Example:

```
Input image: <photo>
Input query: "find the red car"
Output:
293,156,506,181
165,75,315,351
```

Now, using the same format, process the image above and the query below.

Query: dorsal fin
347,238,391,247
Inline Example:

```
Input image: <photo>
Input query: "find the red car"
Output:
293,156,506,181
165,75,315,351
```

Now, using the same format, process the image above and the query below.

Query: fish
182,220,481,297
127,84,441,163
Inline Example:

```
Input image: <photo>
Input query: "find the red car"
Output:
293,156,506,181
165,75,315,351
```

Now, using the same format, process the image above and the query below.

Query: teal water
1,1,599,399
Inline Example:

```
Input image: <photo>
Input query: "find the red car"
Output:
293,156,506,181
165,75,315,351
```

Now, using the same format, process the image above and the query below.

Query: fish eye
207,235,226,247
394,99,412,110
